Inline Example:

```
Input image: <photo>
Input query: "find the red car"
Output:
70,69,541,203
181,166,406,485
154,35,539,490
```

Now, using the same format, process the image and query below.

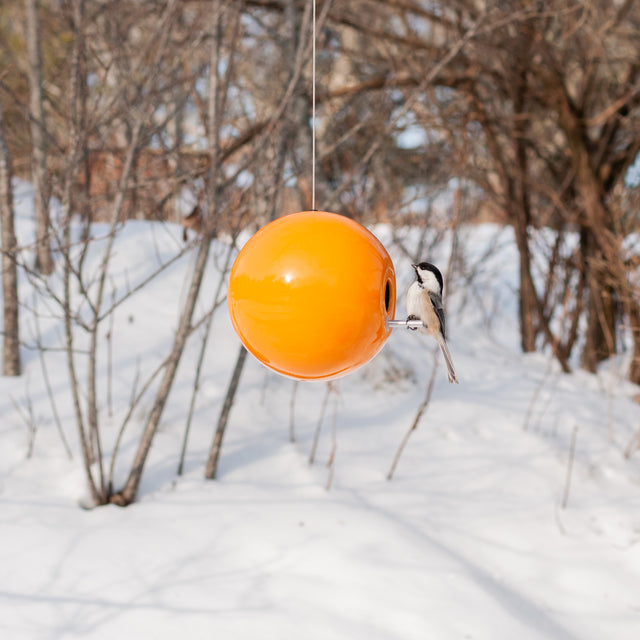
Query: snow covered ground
1,181,639,639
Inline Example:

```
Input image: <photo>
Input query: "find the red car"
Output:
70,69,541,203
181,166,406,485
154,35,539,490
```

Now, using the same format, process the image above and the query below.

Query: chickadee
406,262,459,384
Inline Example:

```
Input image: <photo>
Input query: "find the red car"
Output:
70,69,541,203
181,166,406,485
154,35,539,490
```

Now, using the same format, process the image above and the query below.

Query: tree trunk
205,345,247,479
580,230,617,371
509,173,538,353
556,86,619,371
511,49,538,354
510,173,538,353
25,0,53,275
0,99,21,376
517,237,538,353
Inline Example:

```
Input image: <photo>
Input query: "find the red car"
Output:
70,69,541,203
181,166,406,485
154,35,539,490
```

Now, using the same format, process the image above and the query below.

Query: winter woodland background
1,1,640,638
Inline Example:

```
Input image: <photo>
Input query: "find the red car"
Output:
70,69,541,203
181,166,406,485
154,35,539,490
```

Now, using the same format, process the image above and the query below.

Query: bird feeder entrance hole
228,211,397,381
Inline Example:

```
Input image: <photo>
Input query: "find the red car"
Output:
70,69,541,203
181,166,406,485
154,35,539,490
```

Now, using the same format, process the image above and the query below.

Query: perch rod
387,319,424,330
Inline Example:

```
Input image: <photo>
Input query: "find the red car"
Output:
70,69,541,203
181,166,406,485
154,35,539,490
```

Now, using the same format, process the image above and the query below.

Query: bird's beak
411,264,418,271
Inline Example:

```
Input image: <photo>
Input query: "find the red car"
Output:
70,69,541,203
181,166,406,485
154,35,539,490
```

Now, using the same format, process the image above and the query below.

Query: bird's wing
429,292,446,338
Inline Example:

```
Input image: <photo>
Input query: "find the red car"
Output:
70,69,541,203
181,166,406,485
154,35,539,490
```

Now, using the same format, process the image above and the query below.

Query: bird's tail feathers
436,334,459,384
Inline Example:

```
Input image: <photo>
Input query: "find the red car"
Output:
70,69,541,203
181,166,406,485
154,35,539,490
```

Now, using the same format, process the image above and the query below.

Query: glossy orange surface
228,211,396,380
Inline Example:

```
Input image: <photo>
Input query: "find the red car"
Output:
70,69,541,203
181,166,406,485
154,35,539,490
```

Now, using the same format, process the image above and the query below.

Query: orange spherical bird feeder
228,211,396,380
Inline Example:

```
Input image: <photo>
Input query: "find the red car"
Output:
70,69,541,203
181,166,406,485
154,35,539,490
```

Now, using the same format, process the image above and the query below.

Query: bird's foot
406,314,419,330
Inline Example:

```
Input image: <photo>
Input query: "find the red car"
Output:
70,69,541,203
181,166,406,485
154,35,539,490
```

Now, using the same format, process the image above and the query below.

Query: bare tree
331,0,640,381
9,0,640,504
458,0,640,378
44,0,201,505
0,97,21,376
114,0,241,505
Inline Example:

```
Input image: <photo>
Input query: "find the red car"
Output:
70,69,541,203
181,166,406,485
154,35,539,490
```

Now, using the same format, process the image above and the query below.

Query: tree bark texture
205,345,247,479
0,99,21,376
25,0,53,275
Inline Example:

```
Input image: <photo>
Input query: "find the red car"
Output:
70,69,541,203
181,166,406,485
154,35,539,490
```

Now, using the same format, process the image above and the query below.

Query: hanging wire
311,0,317,211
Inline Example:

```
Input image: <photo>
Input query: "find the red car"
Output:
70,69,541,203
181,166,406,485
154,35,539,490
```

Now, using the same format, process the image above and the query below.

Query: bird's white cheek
419,271,440,293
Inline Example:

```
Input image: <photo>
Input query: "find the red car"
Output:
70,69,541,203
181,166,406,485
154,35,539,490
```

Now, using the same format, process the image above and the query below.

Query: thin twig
387,349,439,480
561,424,579,509
289,380,299,443
32,294,72,459
309,381,333,465
178,241,235,476
107,283,115,418
205,345,248,479
96,244,192,323
325,14,485,212
10,386,37,459
107,351,167,494
325,389,339,490
523,355,556,431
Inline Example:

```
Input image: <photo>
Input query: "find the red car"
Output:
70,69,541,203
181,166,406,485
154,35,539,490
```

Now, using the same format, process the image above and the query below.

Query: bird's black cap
412,262,443,292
